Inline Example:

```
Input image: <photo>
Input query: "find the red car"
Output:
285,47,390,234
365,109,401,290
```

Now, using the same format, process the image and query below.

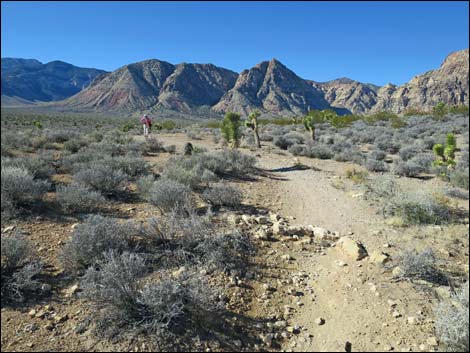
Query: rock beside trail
336,237,368,260
369,250,391,265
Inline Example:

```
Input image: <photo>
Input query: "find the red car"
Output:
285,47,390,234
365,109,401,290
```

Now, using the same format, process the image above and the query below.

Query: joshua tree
303,115,315,141
245,110,261,148
433,102,447,119
433,133,457,170
221,112,242,149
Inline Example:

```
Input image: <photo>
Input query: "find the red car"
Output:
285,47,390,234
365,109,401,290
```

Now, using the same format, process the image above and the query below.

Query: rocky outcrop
309,78,380,115
371,49,469,113
213,59,331,116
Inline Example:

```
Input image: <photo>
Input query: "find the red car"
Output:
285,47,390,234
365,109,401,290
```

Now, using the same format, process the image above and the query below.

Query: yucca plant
222,112,242,149
245,110,261,148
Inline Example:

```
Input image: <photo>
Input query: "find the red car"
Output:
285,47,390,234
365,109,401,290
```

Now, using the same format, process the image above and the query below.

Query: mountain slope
1,58,106,103
213,59,331,115
60,60,238,113
371,49,469,113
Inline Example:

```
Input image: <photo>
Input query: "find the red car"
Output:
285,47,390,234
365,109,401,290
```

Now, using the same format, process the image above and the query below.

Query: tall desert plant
245,110,261,148
221,112,242,149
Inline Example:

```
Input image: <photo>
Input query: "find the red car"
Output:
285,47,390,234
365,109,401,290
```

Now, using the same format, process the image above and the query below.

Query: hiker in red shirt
140,114,152,138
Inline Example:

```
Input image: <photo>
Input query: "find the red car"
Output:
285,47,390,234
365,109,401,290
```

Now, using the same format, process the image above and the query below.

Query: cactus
221,112,242,149
245,110,261,148
303,114,317,141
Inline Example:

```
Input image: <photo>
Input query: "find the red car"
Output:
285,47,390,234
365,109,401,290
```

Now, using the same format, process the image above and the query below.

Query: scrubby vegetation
434,281,469,352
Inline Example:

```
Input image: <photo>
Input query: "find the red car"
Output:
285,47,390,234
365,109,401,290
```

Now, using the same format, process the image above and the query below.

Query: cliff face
371,49,469,113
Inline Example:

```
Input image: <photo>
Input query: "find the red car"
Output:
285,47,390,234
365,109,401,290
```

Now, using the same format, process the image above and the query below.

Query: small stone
392,310,401,318
392,266,405,278
337,260,347,267
36,310,48,318
426,337,438,347
2,226,16,233
315,317,325,325
407,317,416,325
54,314,68,323
336,237,368,260
383,345,393,351
28,309,37,317
41,283,52,292
387,299,398,307
71,223,79,229
369,250,391,265
65,284,80,297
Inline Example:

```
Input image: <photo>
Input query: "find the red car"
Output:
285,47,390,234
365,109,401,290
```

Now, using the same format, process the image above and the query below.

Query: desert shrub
56,183,105,214
147,178,193,213
63,138,88,153
142,137,166,155
145,209,253,272
136,175,156,199
81,251,223,349
274,132,305,150
1,155,54,180
443,186,469,200
434,282,469,352
345,167,369,184
376,140,401,154
449,168,469,190
202,183,242,207
395,247,444,283
395,158,427,177
399,145,422,161
1,233,43,303
288,144,306,156
73,163,128,196
364,158,388,172
456,151,469,169
161,162,204,189
387,191,451,225
165,145,176,154
59,215,136,274
106,156,150,178
45,129,78,143
1,166,50,219
306,144,334,159
369,150,387,161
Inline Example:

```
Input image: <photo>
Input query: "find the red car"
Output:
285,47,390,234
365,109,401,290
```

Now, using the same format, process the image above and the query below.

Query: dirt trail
242,150,439,352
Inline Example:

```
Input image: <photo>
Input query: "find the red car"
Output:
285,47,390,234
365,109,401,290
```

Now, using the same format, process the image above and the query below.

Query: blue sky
2,1,468,85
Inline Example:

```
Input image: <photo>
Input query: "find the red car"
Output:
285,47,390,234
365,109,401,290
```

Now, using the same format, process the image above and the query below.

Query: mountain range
1,49,468,116
1,58,105,105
